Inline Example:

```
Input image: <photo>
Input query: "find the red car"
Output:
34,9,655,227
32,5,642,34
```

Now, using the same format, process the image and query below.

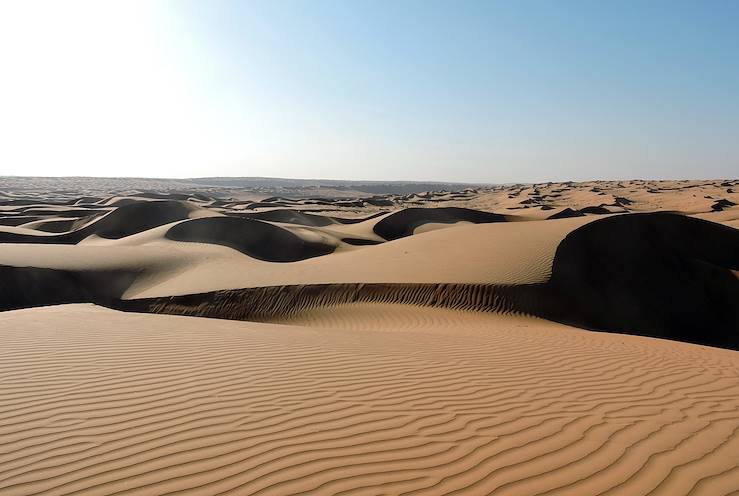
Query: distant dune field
0,178,737,494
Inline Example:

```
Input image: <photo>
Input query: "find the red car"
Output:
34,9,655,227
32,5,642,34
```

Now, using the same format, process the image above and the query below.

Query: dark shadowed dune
86,200,194,239
0,215,44,226
244,201,293,210
535,212,739,348
547,208,587,219
165,216,335,262
121,213,739,350
14,207,105,217
0,228,71,244
364,198,395,206
373,207,508,240
0,200,193,243
102,197,143,207
0,199,67,207
71,196,105,205
238,209,335,227
261,196,295,203
298,197,337,204
712,198,737,211
236,209,386,226
135,191,194,201
0,265,137,311
579,205,612,214
23,218,78,233
342,237,383,246
330,211,387,224
325,200,365,208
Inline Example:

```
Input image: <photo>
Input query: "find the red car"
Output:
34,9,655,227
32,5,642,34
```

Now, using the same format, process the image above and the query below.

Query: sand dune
2,209,734,348
0,214,590,300
0,178,738,494
0,200,197,244
1,304,738,495
166,217,337,262
542,213,739,347
373,207,508,240
237,209,337,227
116,212,739,349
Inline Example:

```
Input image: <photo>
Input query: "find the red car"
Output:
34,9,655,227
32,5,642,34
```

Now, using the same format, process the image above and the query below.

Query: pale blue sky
0,0,737,182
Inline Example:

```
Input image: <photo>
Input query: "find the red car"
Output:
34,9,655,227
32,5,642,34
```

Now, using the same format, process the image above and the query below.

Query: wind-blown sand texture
2,305,739,495
0,177,738,495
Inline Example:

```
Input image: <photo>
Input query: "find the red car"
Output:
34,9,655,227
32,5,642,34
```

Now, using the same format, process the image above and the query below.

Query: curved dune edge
1,304,738,495
1,213,736,349
165,216,336,262
0,200,196,244
373,207,509,240
112,276,737,350
113,212,739,351
113,283,530,321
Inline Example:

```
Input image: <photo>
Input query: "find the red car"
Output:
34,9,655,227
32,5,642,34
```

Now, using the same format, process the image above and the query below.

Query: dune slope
117,213,739,350
0,304,738,495
165,217,336,262
373,207,508,240
541,213,739,347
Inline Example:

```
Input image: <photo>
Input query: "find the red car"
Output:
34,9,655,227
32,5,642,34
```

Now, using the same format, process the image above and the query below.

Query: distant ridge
185,177,490,195
0,175,491,196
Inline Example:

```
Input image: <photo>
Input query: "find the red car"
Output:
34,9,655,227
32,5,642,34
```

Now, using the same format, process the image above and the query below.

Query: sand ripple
0,305,738,495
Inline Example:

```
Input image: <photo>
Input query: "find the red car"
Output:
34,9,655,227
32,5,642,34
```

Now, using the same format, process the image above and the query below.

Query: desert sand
0,177,737,495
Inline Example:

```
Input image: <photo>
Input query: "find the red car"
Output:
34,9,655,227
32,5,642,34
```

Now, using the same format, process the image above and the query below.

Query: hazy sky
0,0,737,182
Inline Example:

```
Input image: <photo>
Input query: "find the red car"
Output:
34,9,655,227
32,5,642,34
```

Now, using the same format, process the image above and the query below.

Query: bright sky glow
0,0,737,182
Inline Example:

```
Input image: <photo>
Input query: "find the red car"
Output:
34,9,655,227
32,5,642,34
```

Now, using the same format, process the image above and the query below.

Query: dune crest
3,210,735,349
165,217,337,262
